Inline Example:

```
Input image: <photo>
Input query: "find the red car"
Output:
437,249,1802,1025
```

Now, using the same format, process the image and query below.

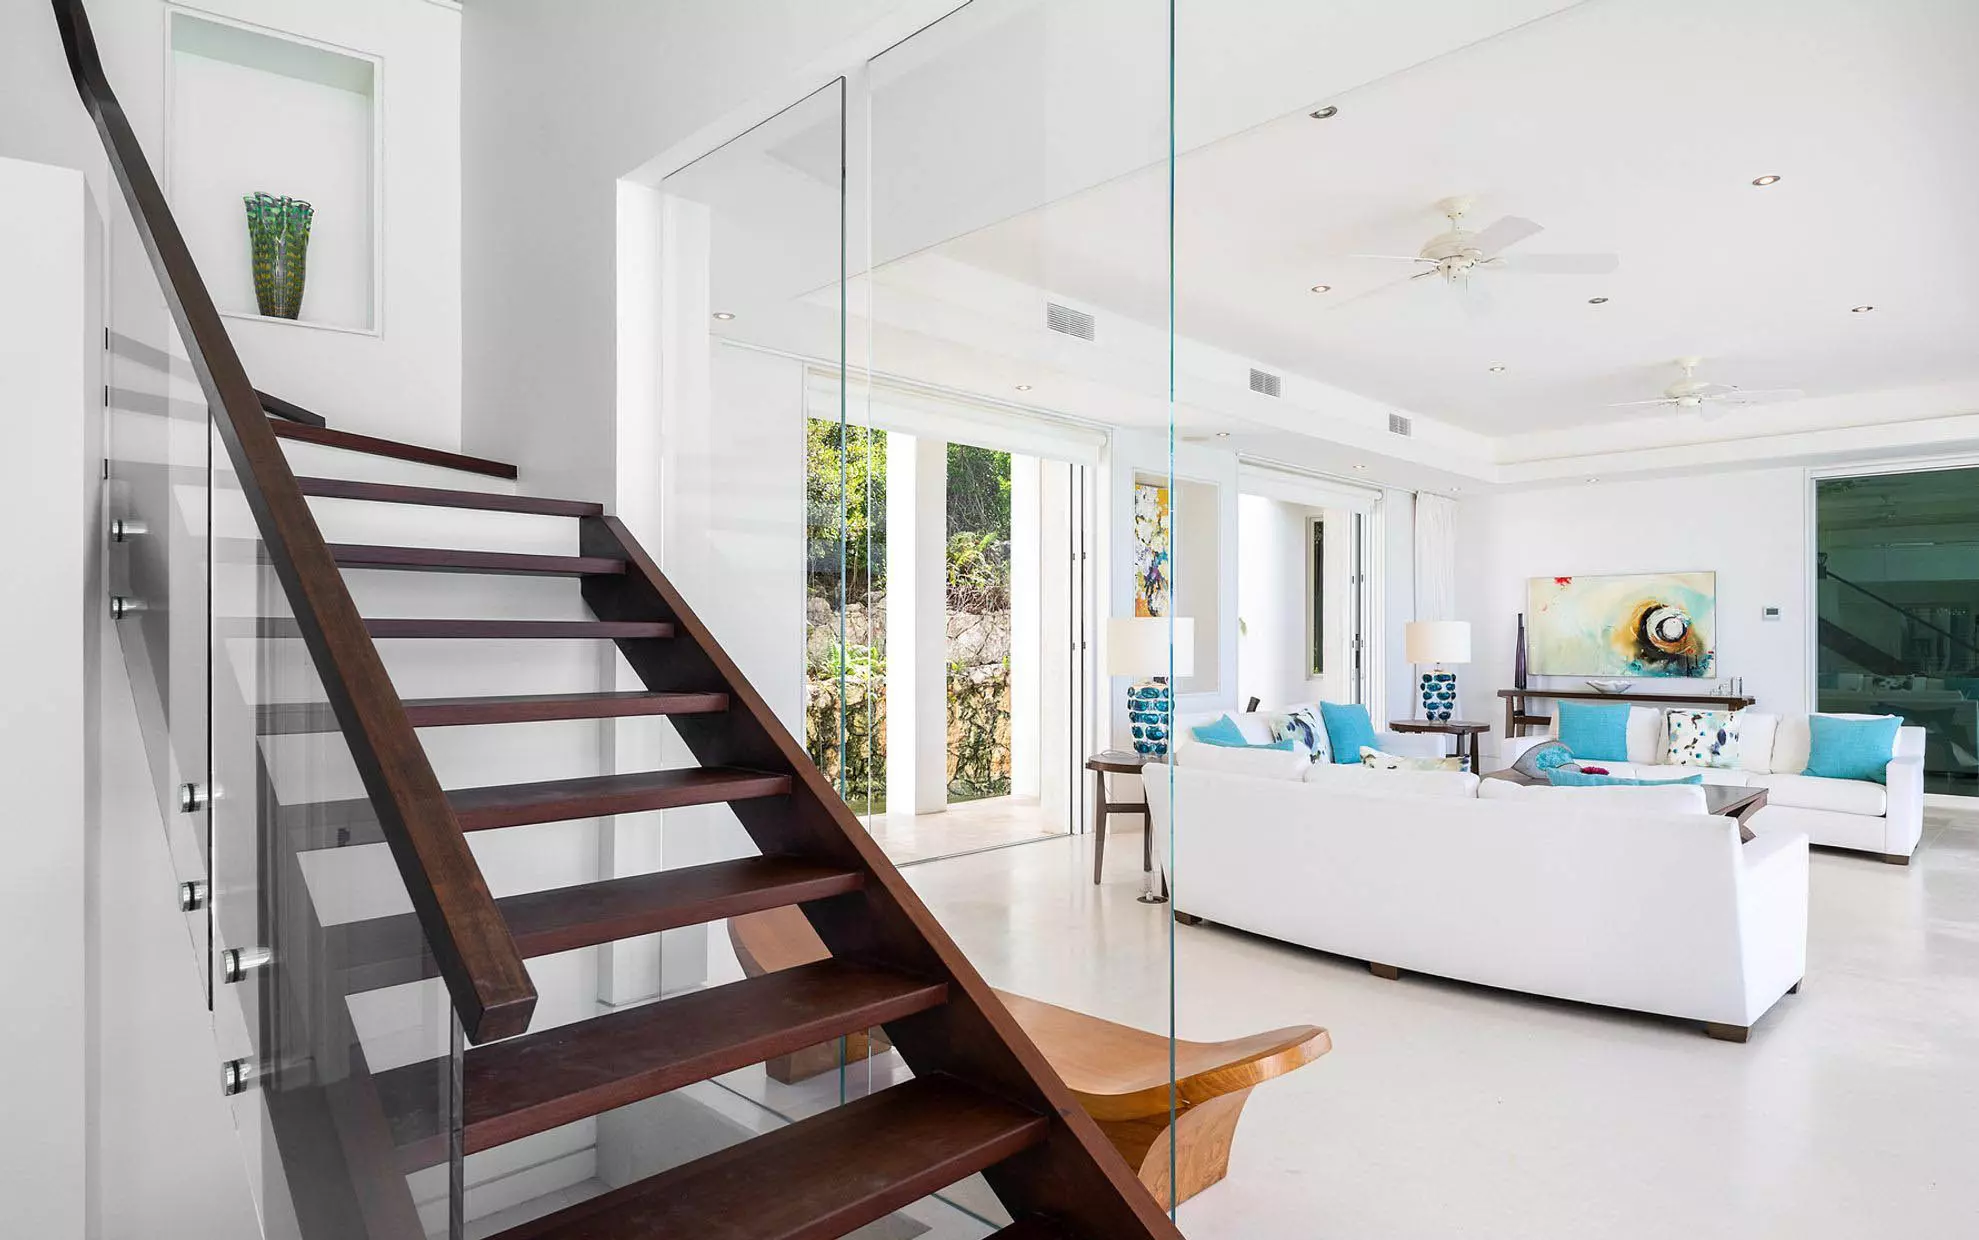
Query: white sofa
1500,709,1926,863
1144,757,1808,1040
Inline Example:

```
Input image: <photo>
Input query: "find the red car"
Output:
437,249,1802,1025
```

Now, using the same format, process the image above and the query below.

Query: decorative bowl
1585,680,1634,695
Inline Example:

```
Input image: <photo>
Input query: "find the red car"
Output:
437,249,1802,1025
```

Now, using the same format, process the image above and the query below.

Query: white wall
1460,468,1811,764
2,0,462,448
460,0,924,505
1,154,93,1240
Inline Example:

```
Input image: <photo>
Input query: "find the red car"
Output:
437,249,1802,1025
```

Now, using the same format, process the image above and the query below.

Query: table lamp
1107,616,1195,757
1405,620,1471,723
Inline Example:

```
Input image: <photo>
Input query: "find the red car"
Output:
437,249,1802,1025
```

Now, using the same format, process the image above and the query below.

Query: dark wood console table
1497,687,1758,738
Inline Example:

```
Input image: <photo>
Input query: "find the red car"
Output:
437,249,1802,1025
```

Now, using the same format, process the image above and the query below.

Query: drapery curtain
1413,491,1458,622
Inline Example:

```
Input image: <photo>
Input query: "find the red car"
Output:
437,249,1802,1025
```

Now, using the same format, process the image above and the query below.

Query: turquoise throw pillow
1558,700,1630,762
1190,715,1249,746
1547,768,1704,788
1320,701,1379,765
1803,714,1903,784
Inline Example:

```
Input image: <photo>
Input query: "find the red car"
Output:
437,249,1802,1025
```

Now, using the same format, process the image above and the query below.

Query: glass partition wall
652,0,1187,1226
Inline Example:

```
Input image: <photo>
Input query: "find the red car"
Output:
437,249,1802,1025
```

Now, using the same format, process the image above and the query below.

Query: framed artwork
1133,482,1171,617
1526,571,1717,677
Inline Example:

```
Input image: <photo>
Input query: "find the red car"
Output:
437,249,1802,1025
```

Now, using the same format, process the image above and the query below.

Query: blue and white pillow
1275,705,1327,760
1667,709,1741,770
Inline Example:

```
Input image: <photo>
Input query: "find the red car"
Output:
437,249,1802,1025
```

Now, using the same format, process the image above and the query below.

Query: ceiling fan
1606,357,1804,418
1344,196,1619,314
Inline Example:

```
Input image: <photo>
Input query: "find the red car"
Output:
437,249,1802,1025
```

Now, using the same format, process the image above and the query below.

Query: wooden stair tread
336,856,864,994
271,419,518,479
450,768,792,831
489,1074,1049,1240
365,618,674,640
258,690,727,733
458,960,948,1152
330,543,626,576
297,476,601,516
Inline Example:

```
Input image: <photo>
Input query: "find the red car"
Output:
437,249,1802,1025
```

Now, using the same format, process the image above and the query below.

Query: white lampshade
1405,619,1472,665
1106,616,1195,678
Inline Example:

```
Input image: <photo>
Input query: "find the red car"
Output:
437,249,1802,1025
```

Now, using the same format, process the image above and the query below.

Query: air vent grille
1248,368,1282,398
1388,412,1414,437
1045,302,1096,341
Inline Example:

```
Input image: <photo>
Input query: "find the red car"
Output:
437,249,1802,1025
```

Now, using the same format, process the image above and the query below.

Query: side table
1386,719,1490,773
1087,750,1165,902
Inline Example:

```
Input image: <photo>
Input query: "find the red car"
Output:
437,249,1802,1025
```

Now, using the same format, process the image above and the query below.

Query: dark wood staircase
280,424,1186,1238
55,0,1184,1225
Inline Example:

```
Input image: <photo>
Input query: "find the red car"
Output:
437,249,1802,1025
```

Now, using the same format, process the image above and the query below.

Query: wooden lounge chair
729,907,1330,1205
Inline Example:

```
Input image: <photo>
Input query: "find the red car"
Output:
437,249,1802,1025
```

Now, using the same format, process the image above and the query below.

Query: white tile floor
903,810,1979,1239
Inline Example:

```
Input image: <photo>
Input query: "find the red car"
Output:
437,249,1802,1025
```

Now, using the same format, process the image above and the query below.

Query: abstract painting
1526,572,1716,677
1133,482,1171,617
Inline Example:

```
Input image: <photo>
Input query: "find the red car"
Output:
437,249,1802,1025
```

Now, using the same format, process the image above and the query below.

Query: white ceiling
933,0,1979,438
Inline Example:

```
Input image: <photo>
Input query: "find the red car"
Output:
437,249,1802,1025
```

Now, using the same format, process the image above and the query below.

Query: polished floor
903,810,1979,1239
863,794,1065,865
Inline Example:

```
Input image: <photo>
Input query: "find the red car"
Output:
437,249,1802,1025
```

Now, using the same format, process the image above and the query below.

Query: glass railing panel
209,450,464,1239
104,195,214,1000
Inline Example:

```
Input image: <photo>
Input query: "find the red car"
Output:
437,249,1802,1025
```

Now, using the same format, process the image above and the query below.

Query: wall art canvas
1526,572,1717,677
1132,482,1171,617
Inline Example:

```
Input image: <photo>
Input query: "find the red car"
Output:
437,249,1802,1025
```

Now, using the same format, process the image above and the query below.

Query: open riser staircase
54,0,1186,1235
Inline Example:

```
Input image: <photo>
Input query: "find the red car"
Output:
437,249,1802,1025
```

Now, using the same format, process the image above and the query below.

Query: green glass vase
243,192,313,320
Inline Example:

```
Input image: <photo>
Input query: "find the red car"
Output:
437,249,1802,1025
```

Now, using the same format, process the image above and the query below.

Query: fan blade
1712,388,1805,406
1327,271,1428,310
1348,253,1435,263
1603,397,1677,408
1469,215,1544,255
1495,252,1620,275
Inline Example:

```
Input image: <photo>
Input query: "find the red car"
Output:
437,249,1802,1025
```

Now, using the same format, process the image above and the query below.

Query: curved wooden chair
729,906,1329,1205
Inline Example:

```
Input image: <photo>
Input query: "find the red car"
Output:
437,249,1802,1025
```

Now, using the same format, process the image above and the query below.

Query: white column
886,434,949,815
1009,455,1041,801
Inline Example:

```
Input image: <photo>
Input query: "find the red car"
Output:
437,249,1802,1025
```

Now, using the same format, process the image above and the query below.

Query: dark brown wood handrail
52,0,534,1043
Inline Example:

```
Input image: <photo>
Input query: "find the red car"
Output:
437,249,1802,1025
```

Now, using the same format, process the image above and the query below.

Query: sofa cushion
1803,714,1904,784
1304,763,1479,799
1320,701,1379,765
1754,772,1888,816
1171,740,1311,781
1735,712,1780,773
1359,746,1464,772
1510,740,1575,780
1559,700,1630,761
1476,780,1710,815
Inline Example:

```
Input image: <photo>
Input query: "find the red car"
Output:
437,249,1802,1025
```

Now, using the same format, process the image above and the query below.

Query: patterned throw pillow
1360,746,1465,773
1275,706,1326,760
1667,709,1742,769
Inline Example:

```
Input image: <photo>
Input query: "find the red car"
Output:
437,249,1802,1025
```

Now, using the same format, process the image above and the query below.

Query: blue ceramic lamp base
1420,667,1457,723
1127,678,1173,757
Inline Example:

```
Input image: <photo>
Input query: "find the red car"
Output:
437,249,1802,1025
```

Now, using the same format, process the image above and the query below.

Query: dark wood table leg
1142,807,1153,873
1091,768,1107,885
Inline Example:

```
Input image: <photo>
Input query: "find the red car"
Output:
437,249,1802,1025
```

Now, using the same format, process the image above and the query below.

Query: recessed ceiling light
1309,105,1339,120
712,311,735,321
1751,174,1782,186
1015,383,1033,391
1587,296,1610,305
1352,463,1369,471
1309,284,1332,294
1488,364,1507,373
1214,432,1231,439
1586,477,1601,485
1850,305,1875,313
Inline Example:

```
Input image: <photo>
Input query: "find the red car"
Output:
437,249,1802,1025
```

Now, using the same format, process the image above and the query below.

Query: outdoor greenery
803,423,1015,810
